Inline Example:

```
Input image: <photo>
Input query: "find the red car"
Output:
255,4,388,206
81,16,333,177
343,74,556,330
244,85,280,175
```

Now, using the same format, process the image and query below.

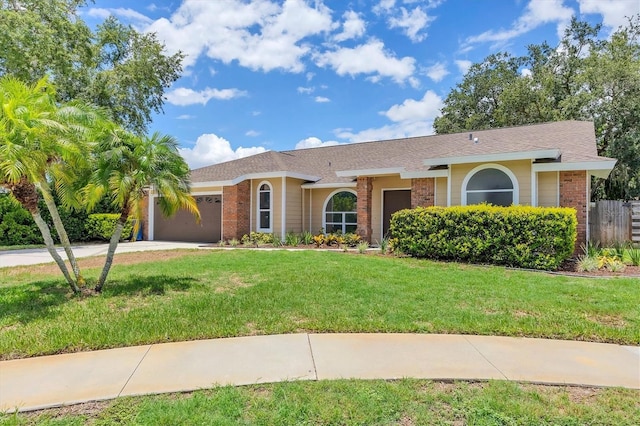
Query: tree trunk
5,177,79,293
32,210,80,294
94,217,125,292
38,182,86,287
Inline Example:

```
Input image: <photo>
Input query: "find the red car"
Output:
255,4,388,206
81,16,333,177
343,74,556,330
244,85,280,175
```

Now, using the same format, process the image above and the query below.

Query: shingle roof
189,121,615,185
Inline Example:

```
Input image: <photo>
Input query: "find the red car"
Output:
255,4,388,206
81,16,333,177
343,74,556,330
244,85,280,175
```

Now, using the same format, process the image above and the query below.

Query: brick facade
356,177,373,242
559,170,588,251
411,178,435,208
223,181,251,241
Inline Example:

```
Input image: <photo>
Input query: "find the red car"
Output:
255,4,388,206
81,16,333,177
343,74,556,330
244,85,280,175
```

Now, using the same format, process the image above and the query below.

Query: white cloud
578,0,638,30
145,0,333,71
335,90,443,142
464,0,574,47
335,120,436,142
314,39,417,86
165,87,247,106
382,90,443,123
297,86,315,94
388,6,434,42
295,137,341,149
521,68,533,77
373,0,396,15
425,62,449,82
334,10,366,42
87,7,153,25
179,134,267,169
454,59,473,75
245,130,260,137
315,96,330,103
176,114,195,120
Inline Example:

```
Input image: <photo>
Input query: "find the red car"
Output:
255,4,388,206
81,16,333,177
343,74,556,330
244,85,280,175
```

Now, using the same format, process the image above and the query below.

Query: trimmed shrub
86,214,133,241
389,205,577,270
0,195,43,245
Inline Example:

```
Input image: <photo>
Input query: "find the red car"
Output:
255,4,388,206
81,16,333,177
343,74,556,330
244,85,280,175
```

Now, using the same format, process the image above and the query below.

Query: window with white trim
465,168,515,206
257,182,272,231
324,191,357,234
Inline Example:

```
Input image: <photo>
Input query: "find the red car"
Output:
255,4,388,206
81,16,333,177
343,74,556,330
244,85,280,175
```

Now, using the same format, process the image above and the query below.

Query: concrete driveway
0,241,211,268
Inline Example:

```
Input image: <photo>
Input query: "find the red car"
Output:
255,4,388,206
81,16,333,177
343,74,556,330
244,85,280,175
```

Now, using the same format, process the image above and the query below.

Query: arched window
257,182,272,232
462,165,518,206
323,190,357,234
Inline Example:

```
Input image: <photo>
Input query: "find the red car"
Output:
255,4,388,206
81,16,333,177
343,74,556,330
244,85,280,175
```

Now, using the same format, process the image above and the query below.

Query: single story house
143,120,616,250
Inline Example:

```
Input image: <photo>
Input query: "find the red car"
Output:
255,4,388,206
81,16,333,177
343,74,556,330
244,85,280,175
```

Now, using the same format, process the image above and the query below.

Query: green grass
1,250,639,359
1,380,639,425
0,244,46,251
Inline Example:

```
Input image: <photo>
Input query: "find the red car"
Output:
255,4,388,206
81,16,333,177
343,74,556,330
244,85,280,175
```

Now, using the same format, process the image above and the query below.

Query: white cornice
533,160,617,178
423,149,561,167
301,182,357,189
335,167,405,178
191,171,320,188
401,169,448,179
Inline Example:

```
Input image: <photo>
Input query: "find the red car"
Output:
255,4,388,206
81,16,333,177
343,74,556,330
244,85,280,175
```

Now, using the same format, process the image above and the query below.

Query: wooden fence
589,200,640,245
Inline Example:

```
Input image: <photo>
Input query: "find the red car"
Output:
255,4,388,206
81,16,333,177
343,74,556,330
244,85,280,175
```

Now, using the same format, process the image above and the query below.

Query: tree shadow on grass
0,275,198,327
102,275,197,297
0,279,71,326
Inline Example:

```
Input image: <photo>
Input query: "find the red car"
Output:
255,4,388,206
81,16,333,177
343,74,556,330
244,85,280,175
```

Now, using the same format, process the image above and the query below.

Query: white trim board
424,149,561,167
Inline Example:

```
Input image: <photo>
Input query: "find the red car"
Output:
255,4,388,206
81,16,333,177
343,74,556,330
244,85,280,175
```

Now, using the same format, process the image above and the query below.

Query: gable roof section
189,121,616,185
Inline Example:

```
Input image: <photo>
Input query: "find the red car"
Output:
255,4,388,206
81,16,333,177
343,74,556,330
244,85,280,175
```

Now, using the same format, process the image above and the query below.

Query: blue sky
81,0,639,169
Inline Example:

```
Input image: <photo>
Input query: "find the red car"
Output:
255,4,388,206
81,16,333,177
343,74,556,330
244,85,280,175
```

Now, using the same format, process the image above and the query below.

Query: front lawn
2,380,639,425
1,249,638,359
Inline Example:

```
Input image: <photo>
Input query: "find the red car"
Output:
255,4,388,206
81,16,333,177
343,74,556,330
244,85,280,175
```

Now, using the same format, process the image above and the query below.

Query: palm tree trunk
5,177,79,293
39,182,86,287
95,217,125,292
32,210,80,294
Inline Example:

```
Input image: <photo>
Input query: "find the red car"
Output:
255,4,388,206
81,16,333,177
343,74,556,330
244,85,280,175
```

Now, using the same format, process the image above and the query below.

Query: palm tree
0,76,97,293
84,130,200,292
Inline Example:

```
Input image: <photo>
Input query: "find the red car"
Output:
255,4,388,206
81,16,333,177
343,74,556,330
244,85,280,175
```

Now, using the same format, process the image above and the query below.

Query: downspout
281,176,286,241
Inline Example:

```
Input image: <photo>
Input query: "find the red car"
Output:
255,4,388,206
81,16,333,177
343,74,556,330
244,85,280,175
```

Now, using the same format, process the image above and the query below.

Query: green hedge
85,214,134,241
389,205,577,270
0,195,43,245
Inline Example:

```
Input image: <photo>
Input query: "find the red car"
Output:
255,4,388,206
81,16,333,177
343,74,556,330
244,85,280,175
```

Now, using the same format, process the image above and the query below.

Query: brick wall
411,178,435,208
559,170,588,252
356,177,373,242
223,181,251,241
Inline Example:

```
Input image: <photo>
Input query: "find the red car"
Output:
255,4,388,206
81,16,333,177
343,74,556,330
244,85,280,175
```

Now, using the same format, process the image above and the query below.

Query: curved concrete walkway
0,241,210,268
1,333,638,413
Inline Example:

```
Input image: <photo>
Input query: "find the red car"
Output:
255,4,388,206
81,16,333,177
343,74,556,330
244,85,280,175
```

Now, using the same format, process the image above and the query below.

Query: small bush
342,233,361,247
301,231,313,245
0,195,43,246
229,238,239,247
284,232,301,247
580,240,602,258
377,236,390,254
627,248,640,266
85,214,133,241
390,205,577,270
240,232,275,246
357,241,369,254
606,258,626,272
577,255,599,272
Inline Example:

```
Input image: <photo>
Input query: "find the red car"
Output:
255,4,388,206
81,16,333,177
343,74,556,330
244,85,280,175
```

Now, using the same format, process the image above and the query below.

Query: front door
383,190,411,237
